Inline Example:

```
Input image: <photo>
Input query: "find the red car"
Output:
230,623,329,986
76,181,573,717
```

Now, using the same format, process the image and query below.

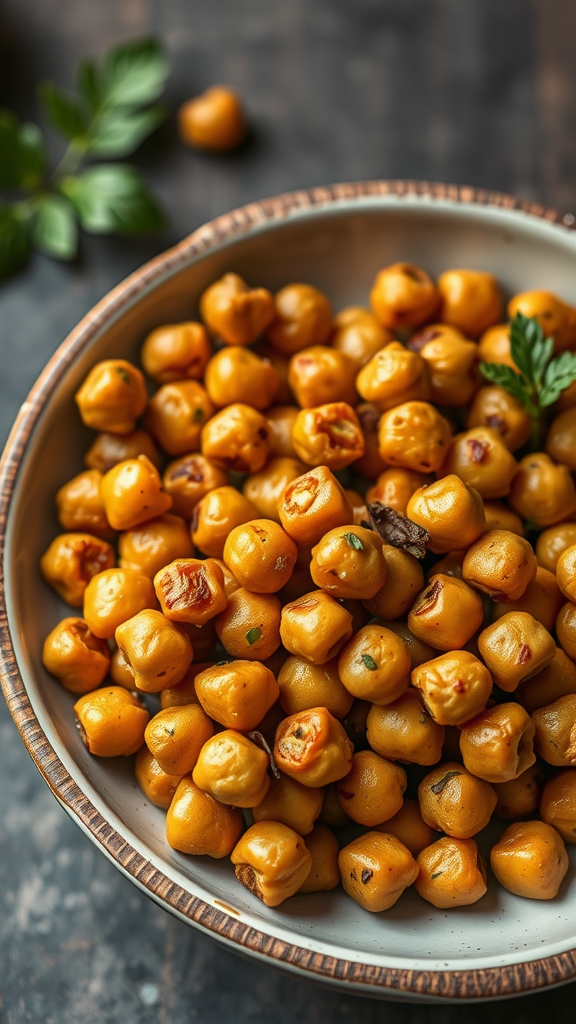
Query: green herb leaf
102,38,169,107
539,350,576,407
0,205,29,278
88,104,166,158
39,82,87,140
246,627,262,646
76,59,103,112
344,532,364,551
31,194,77,260
478,361,534,410
361,654,378,671
430,770,461,794
61,164,165,234
0,109,46,190
430,871,443,880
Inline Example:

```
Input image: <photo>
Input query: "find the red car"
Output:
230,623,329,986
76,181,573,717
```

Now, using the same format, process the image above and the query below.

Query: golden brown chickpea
440,427,517,499
267,283,332,355
75,359,147,434
119,514,193,579
493,761,543,820
252,775,323,836
191,486,258,558
278,466,353,546
231,821,312,906
517,647,576,714
310,525,385,600
370,262,439,330
292,401,365,470
154,558,227,626
101,456,172,531
556,543,576,603
467,385,531,452
490,820,569,899
491,566,563,632
179,84,246,150
254,342,293,403
242,458,305,523
338,624,411,705
412,650,492,726
192,729,270,807
43,617,110,694
166,777,243,858
532,694,576,766
348,403,383,480
459,703,536,783
411,325,479,406
356,341,430,410
345,490,369,526
478,323,516,369
536,522,576,573
367,690,445,765
482,501,524,536
199,272,275,346
277,655,353,719
265,406,299,458
110,646,136,689
540,770,576,843
288,346,358,409
145,704,214,776
438,269,503,337
146,380,214,457
134,746,183,809
162,454,228,519
331,306,391,370
215,588,281,661
56,469,113,538
377,401,452,473
478,612,555,692
337,750,406,826
274,707,353,787
407,475,485,554
280,590,353,664
40,533,115,607
365,468,429,514
462,529,537,601
426,550,465,580
508,290,576,352
380,620,436,667
339,832,418,912
416,836,487,908
204,347,279,410
298,824,340,893
223,519,297,594
508,452,576,527
159,662,210,708
85,429,161,473
418,762,497,838
557,601,576,660
374,798,435,856
74,686,149,757
115,608,193,692
408,574,484,651
201,403,269,473
83,567,156,639
362,545,425,621
141,321,212,382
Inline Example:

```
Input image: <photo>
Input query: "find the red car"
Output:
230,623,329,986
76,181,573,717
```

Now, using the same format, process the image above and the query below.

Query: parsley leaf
245,627,262,646
344,532,364,551
361,654,378,671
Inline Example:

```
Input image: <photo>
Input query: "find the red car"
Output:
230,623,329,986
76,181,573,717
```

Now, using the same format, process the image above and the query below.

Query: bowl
2,180,576,1004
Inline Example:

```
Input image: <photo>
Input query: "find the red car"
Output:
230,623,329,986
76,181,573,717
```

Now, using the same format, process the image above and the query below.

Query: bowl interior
5,194,576,977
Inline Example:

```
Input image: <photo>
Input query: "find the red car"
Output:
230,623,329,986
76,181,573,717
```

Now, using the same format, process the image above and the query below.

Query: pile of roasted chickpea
40,263,576,913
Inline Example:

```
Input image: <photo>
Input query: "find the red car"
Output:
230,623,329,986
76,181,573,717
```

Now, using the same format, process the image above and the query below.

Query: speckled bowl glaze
2,182,576,1003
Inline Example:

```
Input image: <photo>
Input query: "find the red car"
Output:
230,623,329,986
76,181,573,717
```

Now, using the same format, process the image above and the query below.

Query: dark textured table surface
2,1,576,1021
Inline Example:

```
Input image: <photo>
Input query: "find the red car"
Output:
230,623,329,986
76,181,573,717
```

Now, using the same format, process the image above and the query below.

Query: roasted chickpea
56,469,113,538
462,529,537,601
231,821,312,906
101,456,172,531
154,558,227,626
556,544,576,604
40,532,115,607
179,85,246,150
134,746,183,809
508,290,576,352
438,269,502,337
411,325,479,406
277,655,353,719
292,401,364,470
532,694,576,766
195,660,277,733
43,617,110,694
74,686,149,757
110,646,136,689
490,820,569,899
407,475,485,554
377,401,452,474
415,837,487,908
346,491,367,526
255,342,293,403
192,486,258,558
557,378,576,411
418,762,497,837
370,263,439,330
412,650,492,726
374,798,435,857
408,574,484,651
380,619,437,668
337,750,406,826
192,729,270,807
83,567,156,639
119,514,193,579
478,612,555,692
280,589,353,664
537,522,576,573
508,453,576,527
493,761,543,820
459,703,536,784
146,380,214,457
252,775,323,836
362,545,424,621
166,777,243,857
85,429,161,473
204,346,279,410
145,703,214,777
200,273,275,346
267,283,332,355
491,566,563,632
201,403,269,473
115,608,193,692
540,770,576,843
556,601,576,660
75,359,147,433
288,346,357,409
298,824,341,893
223,519,297,594
265,405,299,458
318,782,352,827
482,500,524,536
215,588,281,660
517,647,576,714
467,385,531,452
367,690,445,765
337,625,411,705
162,454,228,519
242,458,305,523
356,342,429,410
478,323,515,368
274,707,353,787
440,427,517,499
427,550,465,580
331,306,391,370
339,832,418,912
159,662,209,708
278,466,353,546
141,321,212,382
353,403,387,479
310,525,385,601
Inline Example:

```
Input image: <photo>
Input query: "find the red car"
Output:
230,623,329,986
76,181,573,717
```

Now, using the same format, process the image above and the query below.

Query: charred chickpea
56,469,113,538
115,608,193,692
192,729,270,807
366,467,429,514
418,762,497,838
478,323,515,369
416,837,487,908
408,575,484,651
410,324,478,406
83,566,156,639
407,475,485,554
331,306,391,370
467,386,531,452
459,703,536,783
540,770,576,843
462,529,537,601
337,750,406,826
231,821,312,906
339,832,418,912
537,522,576,573
298,824,341,893
243,458,306,523
490,820,569,899
288,345,358,408
556,601,576,660
508,453,576,527
366,690,445,766
134,746,183,809
478,612,555,692
110,647,136,689
119,514,194,579
43,617,110,694
141,321,212,382
75,359,147,433
380,619,436,668
223,519,297,593
40,532,115,606
277,655,353,719
356,341,430,410
194,659,279,732
438,269,503,337
491,566,563,632
147,380,214,457
493,761,543,820
517,647,576,714
274,707,354,787
280,589,353,664
292,401,364,470
338,624,411,705
179,85,246,149
166,777,243,857
377,401,452,474
145,704,214,776
278,466,353,546
374,798,435,857
101,456,172,531
252,775,323,836
192,486,258,558
200,273,275,346
201,402,270,473
310,525,386,600
483,500,524,535
370,262,439,330
412,651,492,726
439,427,517,499
215,588,281,660
204,346,279,409
532,694,576,766
162,454,228,519
266,283,332,356
508,290,576,352
154,558,227,626
353,403,387,479
74,686,149,757
85,429,161,473
265,405,299,459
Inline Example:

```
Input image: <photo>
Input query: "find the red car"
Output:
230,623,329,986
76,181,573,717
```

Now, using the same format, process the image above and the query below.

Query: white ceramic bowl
2,181,576,1003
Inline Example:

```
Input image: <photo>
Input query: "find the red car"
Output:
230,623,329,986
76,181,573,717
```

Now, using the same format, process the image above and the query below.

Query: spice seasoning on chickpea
411,650,492,726
147,380,214,457
331,306,390,370
467,385,531,452
356,341,429,410
462,529,537,602
337,624,411,705
508,453,576,527
310,525,385,600
75,359,148,434
339,832,418,912
366,690,445,766
83,566,156,639
242,458,306,522
459,703,536,783
439,427,517,499
215,587,281,661
532,694,576,766
478,612,555,692
292,402,365,470
145,704,214,776
280,589,353,665
194,660,279,731
418,762,497,838
141,321,212,382
408,574,484,651
278,466,353,546
134,747,183,810
413,327,479,407
416,837,487,908
40,532,115,607
289,345,358,409
223,519,297,594
274,707,354,787
201,403,270,473
193,729,271,807
231,821,313,906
